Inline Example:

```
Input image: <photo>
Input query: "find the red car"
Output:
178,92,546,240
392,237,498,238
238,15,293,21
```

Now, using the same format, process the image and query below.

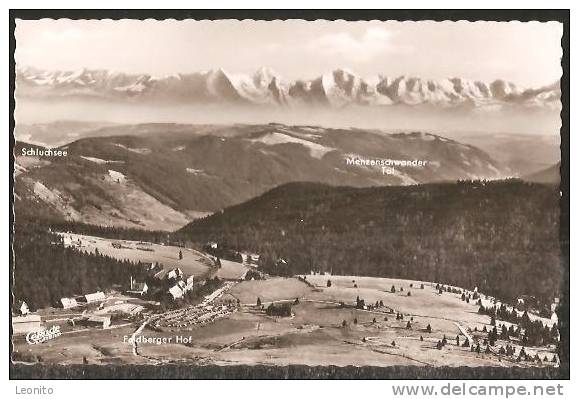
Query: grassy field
215,259,249,280
13,273,559,367
229,277,312,305
59,232,212,277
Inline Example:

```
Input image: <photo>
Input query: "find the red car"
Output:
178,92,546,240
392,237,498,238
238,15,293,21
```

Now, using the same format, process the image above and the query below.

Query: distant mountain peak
16,67,561,111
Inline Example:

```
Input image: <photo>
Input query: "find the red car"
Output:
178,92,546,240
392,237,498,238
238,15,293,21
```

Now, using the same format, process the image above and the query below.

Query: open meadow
14,273,558,367
58,232,213,278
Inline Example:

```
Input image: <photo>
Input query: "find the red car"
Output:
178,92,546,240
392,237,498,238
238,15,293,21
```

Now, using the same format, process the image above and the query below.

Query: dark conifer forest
177,180,561,305
12,223,145,310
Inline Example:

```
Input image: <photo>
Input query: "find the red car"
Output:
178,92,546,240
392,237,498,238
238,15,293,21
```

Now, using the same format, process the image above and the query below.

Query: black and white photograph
8,9,569,382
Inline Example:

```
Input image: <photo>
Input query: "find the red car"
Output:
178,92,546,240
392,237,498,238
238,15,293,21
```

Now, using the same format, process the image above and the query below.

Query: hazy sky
16,19,562,87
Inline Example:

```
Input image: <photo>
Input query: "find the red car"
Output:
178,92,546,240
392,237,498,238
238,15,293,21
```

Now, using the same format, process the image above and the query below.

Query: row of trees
478,304,559,346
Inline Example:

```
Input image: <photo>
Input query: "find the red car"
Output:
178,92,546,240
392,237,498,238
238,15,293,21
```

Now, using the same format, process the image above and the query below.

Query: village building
15,300,29,316
127,282,148,296
60,297,79,309
127,276,148,296
185,275,194,291
167,268,183,280
84,315,111,329
168,284,184,300
84,291,106,303
12,314,42,334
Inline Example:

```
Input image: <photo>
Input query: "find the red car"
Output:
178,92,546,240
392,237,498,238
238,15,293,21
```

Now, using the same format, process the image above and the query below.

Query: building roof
60,297,78,306
168,285,183,299
85,292,106,302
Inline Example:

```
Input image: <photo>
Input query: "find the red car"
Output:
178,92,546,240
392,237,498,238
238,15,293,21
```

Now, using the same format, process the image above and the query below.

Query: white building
167,268,183,280
168,285,184,300
60,297,79,309
127,282,148,296
185,275,194,291
84,291,106,303
16,301,29,315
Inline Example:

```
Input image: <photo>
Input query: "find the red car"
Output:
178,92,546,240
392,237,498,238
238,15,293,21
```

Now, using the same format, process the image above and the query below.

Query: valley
11,123,562,370
14,122,560,230
12,234,560,367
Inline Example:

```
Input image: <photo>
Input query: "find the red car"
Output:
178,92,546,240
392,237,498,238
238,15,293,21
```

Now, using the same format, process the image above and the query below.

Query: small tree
391,285,396,293
327,279,332,287
420,335,424,341
406,321,412,329
353,318,358,325
342,320,347,328
179,250,183,260
256,297,262,307
426,324,432,333
407,291,411,297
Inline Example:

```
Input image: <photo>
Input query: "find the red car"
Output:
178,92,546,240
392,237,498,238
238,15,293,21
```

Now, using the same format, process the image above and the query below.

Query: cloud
307,27,403,62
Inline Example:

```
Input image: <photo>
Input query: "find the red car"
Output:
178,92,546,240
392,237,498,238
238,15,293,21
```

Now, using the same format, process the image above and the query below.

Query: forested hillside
12,223,146,310
177,180,561,305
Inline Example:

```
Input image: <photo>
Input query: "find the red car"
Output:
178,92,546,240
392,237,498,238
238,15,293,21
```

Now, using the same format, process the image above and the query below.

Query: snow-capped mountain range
16,67,560,110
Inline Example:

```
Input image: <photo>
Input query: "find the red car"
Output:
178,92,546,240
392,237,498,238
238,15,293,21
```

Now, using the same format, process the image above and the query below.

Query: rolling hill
14,123,508,229
523,163,561,184
177,180,561,303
